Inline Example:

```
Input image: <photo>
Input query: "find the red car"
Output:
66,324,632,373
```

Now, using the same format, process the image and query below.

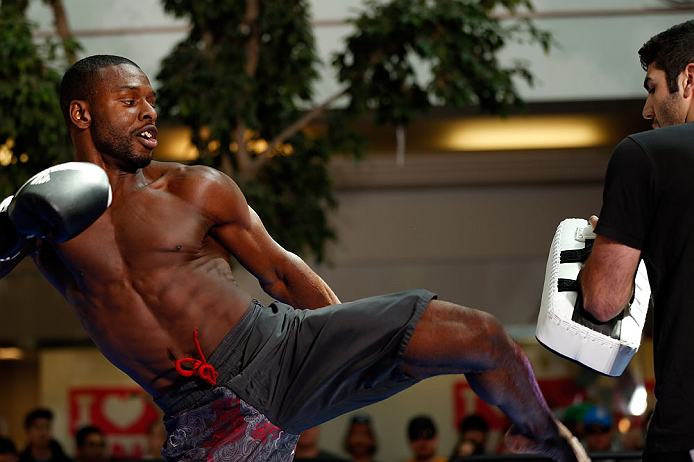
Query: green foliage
157,0,351,262
243,132,338,264
0,4,73,197
157,0,551,262
157,0,319,159
334,0,553,125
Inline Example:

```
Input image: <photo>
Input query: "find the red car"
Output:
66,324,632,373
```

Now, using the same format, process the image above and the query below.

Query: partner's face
642,63,688,128
89,64,158,171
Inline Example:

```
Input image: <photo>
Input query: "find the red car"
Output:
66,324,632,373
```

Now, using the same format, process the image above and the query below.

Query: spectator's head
24,408,54,449
407,415,440,461
146,421,167,459
458,414,489,448
343,414,377,459
296,426,322,458
582,406,614,452
450,414,489,458
0,437,18,462
75,426,106,462
562,402,592,439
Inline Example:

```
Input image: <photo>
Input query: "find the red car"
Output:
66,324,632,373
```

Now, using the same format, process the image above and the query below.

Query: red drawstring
175,328,219,386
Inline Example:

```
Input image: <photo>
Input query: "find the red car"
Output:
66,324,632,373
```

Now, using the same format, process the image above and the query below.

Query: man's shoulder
146,162,245,216
627,122,694,149
148,161,233,196
148,160,220,180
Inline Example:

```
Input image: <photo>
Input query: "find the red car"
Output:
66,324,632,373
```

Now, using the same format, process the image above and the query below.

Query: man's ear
69,100,91,129
682,63,694,99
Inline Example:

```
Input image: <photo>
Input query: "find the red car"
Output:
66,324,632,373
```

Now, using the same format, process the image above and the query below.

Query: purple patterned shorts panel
162,387,299,462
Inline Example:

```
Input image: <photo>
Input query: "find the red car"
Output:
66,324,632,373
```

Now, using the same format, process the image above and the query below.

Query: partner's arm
580,226,641,322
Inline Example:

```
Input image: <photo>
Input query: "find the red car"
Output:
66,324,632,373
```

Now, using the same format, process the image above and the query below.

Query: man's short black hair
24,407,53,429
59,54,141,125
639,20,694,93
0,436,17,455
75,425,104,449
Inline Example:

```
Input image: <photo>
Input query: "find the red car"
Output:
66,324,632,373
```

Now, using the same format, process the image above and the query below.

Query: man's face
409,434,437,461
88,64,158,171
77,432,106,462
642,63,689,128
26,417,51,448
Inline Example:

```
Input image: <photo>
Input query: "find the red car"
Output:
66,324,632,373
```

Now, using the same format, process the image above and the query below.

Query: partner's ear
682,63,694,99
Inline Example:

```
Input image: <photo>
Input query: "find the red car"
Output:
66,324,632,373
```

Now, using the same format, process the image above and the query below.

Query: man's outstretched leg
403,300,589,462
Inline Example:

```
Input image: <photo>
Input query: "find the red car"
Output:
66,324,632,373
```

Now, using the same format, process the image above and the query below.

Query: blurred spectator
144,421,166,460
448,414,489,459
562,402,592,442
19,408,69,462
582,406,617,453
406,416,447,462
0,436,18,462
343,414,379,462
294,425,348,461
620,409,651,452
620,425,645,452
74,426,107,462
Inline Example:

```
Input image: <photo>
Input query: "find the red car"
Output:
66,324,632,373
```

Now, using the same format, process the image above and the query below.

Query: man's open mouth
136,126,158,149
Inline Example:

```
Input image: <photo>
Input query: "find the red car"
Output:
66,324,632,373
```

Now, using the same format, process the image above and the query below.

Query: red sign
69,388,160,458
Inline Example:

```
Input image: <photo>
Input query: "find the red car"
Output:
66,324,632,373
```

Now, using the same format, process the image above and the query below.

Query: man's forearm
0,237,41,279
579,264,633,322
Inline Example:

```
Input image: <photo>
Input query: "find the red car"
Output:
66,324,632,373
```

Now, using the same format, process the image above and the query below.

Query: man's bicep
211,205,289,287
199,171,293,289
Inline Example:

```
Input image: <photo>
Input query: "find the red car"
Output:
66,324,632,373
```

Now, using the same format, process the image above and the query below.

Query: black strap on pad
557,239,623,339
559,239,594,264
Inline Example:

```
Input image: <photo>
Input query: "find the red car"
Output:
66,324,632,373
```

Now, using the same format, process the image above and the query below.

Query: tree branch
243,0,260,78
234,0,259,181
252,88,347,170
46,0,77,65
235,122,253,180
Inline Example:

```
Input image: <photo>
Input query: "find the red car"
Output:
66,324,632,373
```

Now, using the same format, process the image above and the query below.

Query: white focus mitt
536,218,650,376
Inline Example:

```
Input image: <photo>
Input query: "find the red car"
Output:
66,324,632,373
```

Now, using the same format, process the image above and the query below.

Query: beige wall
0,358,39,448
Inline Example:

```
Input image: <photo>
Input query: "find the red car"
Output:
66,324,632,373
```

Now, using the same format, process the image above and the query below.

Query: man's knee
468,309,511,364
409,300,510,367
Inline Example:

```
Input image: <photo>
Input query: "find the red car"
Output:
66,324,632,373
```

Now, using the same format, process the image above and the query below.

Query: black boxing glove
7,162,112,243
0,195,23,261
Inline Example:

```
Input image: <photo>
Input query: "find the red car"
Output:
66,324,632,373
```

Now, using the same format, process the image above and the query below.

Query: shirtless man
0,55,587,462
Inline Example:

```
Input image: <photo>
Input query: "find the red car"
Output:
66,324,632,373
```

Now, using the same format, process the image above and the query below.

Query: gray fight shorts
155,289,436,461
